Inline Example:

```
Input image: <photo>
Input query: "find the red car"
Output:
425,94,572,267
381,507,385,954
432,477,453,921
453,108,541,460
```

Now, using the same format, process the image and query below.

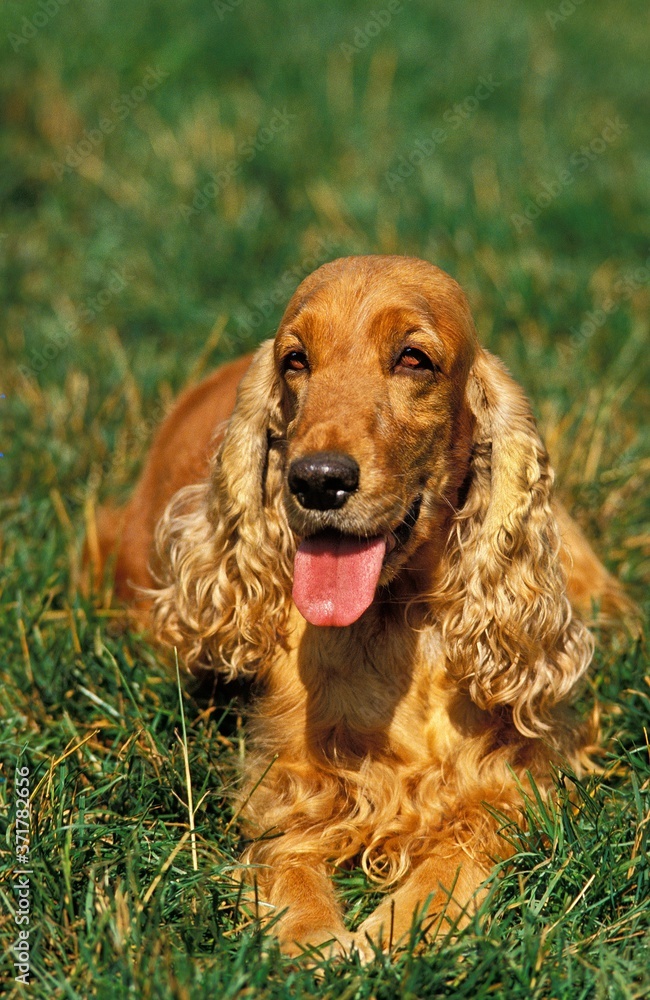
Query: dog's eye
395,347,436,373
283,350,309,373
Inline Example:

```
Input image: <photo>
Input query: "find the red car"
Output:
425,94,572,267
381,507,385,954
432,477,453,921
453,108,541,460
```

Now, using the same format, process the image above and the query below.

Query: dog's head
153,255,591,734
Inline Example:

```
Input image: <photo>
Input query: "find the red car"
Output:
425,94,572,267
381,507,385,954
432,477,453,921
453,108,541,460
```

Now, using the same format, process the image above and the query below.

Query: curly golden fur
92,255,630,960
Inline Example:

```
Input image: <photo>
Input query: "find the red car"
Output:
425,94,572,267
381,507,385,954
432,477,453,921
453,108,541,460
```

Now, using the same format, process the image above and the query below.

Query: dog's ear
436,349,593,736
151,339,294,678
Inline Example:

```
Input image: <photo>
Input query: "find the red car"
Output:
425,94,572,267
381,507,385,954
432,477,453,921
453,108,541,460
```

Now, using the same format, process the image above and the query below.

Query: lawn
0,0,648,997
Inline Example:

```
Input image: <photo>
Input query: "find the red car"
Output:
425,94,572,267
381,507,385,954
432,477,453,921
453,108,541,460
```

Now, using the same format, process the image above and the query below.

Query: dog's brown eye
283,350,309,373
396,347,436,373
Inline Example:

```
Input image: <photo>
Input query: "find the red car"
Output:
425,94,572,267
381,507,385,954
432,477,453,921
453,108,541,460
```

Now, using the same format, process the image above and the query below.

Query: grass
0,0,648,996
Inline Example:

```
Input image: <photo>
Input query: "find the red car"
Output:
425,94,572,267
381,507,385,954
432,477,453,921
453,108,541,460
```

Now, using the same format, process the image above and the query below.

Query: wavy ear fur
151,339,294,678
436,350,594,737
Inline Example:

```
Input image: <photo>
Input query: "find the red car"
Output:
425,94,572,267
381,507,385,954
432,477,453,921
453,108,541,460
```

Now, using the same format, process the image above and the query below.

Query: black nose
288,451,360,510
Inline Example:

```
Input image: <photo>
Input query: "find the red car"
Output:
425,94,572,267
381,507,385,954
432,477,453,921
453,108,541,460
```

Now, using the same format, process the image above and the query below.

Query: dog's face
271,255,478,626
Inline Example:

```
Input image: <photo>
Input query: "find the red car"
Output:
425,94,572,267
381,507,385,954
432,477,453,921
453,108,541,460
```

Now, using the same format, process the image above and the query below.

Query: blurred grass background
0,0,648,997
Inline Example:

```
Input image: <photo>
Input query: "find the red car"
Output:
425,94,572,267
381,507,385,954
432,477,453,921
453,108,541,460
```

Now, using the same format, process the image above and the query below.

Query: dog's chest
294,623,449,766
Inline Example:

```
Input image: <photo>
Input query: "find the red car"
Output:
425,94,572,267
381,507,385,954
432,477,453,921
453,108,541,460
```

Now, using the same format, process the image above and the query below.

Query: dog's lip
299,495,423,561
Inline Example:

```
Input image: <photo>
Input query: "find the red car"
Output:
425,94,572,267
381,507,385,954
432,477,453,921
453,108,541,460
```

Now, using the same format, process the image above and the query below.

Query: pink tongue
293,534,387,627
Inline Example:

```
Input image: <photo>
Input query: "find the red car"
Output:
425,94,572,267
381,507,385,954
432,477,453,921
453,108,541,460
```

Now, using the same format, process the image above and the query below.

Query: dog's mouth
292,496,422,627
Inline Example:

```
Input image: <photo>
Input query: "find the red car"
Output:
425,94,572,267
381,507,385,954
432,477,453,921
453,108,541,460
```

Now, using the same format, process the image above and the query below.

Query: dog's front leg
256,861,358,960
355,851,490,955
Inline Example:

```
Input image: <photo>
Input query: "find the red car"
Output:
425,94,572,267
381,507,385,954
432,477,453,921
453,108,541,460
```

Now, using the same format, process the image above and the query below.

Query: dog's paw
348,931,380,965
279,927,360,963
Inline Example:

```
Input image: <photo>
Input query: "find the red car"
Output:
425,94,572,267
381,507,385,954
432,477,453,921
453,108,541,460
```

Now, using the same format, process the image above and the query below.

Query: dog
90,255,630,959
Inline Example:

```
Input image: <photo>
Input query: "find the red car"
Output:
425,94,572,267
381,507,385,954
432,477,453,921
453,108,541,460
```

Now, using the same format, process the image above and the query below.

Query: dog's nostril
288,452,360,511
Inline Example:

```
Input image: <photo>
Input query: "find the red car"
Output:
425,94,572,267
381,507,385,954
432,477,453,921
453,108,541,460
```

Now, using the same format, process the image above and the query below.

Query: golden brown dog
92,255,629,959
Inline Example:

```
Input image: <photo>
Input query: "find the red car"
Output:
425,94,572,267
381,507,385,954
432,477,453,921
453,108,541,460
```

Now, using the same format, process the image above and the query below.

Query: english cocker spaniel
92,255,630,959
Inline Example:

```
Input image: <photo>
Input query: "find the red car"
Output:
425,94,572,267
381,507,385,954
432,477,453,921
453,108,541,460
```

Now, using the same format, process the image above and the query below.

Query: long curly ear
436,350,594,737
151,339,294,678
